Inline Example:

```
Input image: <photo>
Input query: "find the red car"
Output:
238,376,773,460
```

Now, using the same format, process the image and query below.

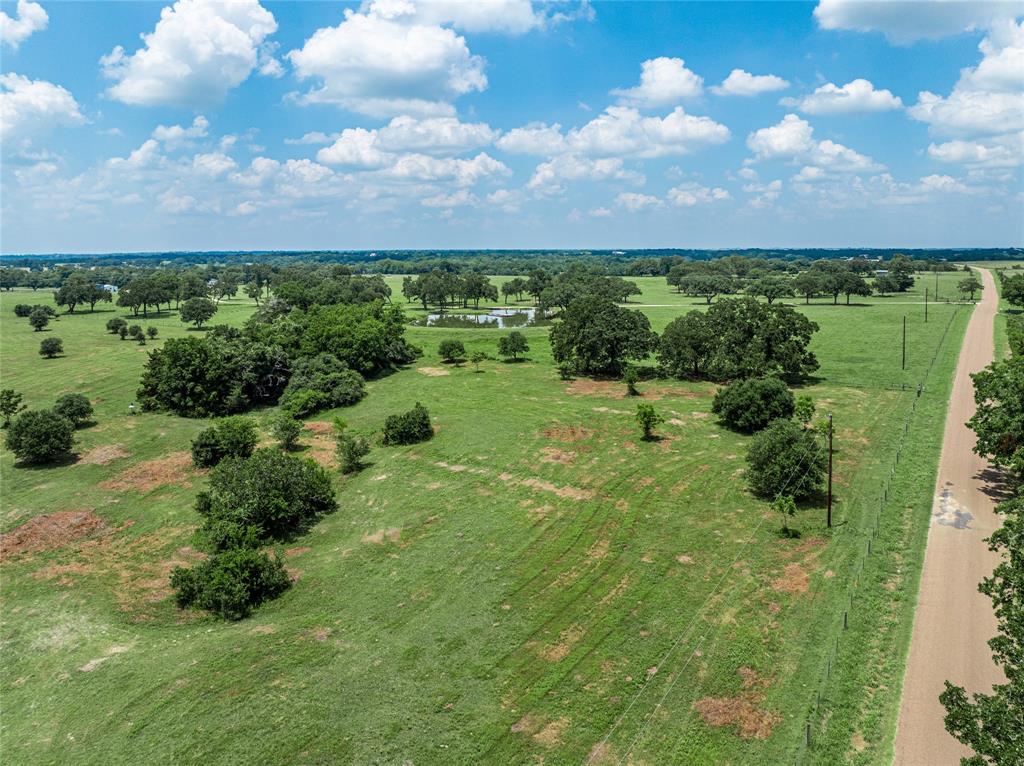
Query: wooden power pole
827,413,833,529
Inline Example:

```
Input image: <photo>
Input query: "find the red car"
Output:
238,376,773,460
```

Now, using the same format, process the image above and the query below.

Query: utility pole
935,269,939,300
827,413,833,529
902,316,907,371
925,287,928,323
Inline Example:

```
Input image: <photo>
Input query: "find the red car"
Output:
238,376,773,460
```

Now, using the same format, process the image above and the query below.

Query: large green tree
550,295,658,376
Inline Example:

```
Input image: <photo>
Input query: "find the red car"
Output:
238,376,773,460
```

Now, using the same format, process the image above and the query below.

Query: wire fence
792,304,962,764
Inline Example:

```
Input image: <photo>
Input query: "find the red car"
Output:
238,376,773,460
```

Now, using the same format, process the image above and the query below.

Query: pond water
416,308,546,329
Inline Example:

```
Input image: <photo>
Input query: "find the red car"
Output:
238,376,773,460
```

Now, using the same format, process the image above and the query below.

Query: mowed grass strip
0,275,969,765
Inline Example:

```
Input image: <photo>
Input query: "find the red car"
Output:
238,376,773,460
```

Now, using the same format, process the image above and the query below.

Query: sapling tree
497,331,529,361
271,413,302,450
773,495,798,537
624,366,640,396
0,390,26,427
635,402,663,441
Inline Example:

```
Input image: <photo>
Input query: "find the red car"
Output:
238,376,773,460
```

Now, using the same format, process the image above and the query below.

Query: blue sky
1,0,1021,253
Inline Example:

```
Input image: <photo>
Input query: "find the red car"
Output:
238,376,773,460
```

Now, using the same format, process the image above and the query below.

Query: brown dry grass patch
533,717,570,748
519,477,594,501
362,528,401,544
693,692,781,739
99,452,198,493
77,444,130,466
29,523,201,620
539,447,576,465
417,367,450,377
542,425,594,443
771,563,810,594
2,510,106,558
565,379,626,398
538,624,585,662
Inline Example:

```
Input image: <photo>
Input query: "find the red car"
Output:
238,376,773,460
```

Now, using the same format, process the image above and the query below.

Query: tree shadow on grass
13,451,80,470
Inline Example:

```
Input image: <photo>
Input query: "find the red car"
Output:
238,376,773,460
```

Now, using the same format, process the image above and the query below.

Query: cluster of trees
402,270,498,310
4,393,93,464
171,448,337,620
941,315,1023,761
105,317,158,342
998,271,1024,309
667,256,919,306
141,294,419,419
53,273,112,313
547,294,817,383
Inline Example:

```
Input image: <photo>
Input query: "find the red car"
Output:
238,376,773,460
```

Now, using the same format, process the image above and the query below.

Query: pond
415,308,548,329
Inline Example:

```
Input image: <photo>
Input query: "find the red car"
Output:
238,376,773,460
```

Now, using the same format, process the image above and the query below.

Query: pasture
0,272,973,765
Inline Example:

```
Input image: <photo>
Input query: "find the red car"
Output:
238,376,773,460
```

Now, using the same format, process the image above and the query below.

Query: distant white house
98,283,118,293
874,269,889,277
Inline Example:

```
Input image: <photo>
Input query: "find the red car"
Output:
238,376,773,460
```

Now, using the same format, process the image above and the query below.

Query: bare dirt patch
99,452,198,493
305,421,333,434
417,367,450,377
77,444,130,466
511,713,543,735
539,447,576,465
565,379,626,398
542,425,594,443
2,510,106,558
771,562,810,594
362,528,401,545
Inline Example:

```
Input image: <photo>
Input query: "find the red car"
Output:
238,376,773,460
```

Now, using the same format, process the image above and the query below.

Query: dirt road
894,268,1006,764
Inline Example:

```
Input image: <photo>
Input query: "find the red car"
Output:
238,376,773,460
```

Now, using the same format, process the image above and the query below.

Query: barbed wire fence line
580,301,963,766
792,304,962,764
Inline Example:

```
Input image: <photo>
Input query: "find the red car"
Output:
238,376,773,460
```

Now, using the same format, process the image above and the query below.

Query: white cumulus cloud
813,0,1020,44
496,122,567,155
0,72,84,141
287,7,486,118
100,0,279,107
667,182,730,207
710,69,789,97
0,0,47,49
909,20,1024,137
615,191,664,211
611,57,703,107
783,78,903,114
746,113,882,173
152,115,209,144
927,132,1024,167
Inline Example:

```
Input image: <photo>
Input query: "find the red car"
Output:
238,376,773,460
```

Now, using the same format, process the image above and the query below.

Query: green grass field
0,272,975,765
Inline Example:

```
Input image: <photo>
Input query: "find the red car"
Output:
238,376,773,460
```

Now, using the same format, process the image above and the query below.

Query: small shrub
712,377,795,433
146,326,158,339
14,304,33,318
271,413,302,449
746,418,826,501
190,416,259,467
118,326,129,340
635,402,663,440
0,389,26,427
5,409,74,464
53,393,93,427
170,546,291,621
381,402,433,446
29,308,49,332
438,339,466,363
624,366,640,396
106,317,127,334
39,337,63,358
128,324,144,340
794,395,816,427
336,430,370,474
